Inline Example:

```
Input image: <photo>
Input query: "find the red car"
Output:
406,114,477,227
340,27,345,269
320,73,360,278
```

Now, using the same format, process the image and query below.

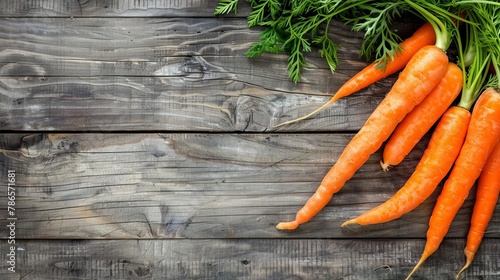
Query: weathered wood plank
0,17,362,85
0,17,268,59
0,17,394,131
1,239,499,280
0,0,251,17
1,133,498,239
0,74,380,131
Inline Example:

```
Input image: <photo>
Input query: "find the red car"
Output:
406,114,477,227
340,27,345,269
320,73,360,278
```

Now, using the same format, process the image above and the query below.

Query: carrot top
402,0,455,52
217,0,393,83
403,0,500,111
216,0,500,84
473,3,500,89
455,2,500,110
215,0,467,82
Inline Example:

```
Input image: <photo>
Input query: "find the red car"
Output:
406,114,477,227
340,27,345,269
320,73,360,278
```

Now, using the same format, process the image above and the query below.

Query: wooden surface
0,1,498,279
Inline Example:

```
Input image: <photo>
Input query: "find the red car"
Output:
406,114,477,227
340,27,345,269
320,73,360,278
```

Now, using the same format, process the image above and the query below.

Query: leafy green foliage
247,0,282,27
316,35,339,75
343,2,407,68
245,28,286,57
214,0,240,15
220,1,328,83
485,74,499,90
244,0,347,83
472,3,500,69
215,0,413,83
215,0,500,86
457,1,500,94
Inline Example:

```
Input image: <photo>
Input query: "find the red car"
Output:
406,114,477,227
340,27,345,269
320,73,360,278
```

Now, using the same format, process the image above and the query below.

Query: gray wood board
0,0,252,17
0,239,499,280
1,133,498,239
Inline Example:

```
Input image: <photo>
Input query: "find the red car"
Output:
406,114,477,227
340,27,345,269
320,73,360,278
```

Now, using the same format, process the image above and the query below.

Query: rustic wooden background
0,0,499,279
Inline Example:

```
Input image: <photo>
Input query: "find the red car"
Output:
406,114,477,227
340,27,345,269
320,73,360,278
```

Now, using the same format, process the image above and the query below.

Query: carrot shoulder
406,88,500,279
380,62,463,170
457,141,500,278
276,45,448,230
342,106,470,227
275,22,436,127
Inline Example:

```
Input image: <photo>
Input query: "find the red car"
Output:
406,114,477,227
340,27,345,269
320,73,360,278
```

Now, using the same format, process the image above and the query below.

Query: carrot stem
403,0,451,51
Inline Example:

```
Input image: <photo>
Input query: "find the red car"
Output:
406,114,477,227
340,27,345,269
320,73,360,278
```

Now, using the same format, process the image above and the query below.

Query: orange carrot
380,62,463,171
276,45,448,230
456,141,500,278
342,106,470,227
275,22,436,127
406,88,500,279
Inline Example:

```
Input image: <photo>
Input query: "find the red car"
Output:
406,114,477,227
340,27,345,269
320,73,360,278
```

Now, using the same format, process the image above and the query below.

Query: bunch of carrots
216,0,500,278
275,1,500,278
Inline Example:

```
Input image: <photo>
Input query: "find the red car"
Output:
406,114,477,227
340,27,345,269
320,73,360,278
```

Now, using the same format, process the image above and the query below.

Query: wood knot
224,95,283,131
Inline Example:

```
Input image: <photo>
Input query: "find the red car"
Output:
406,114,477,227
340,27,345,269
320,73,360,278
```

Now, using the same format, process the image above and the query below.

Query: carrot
276,45,448,230
406,88,500,280
342,105,470,227
275,22,436,127
455,4,500,276
380,62,463,171
456,141,500,278
404,3,500,276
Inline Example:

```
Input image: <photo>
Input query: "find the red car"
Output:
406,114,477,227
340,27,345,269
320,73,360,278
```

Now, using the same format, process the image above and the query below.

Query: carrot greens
214,0,498,84
214,0,240,15
474,3,500,88
342,2,409,69
455,2,500,110
215,0,415,83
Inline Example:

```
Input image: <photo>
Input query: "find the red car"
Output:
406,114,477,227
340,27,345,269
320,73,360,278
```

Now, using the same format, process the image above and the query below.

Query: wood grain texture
0,0,252,17
1,133,498,239
1,239,499,280
0,74,379,131
0,17,393,132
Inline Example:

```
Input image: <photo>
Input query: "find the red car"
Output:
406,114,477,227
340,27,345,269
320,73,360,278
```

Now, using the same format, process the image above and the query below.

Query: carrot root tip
273,99,336,128
341,219,357,228
380,160,391,172
456,261,471,280
276,221,299,230
456,250,474,279
405,254,428,280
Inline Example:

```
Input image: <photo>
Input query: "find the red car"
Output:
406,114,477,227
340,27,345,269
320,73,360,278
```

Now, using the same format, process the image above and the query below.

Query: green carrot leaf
315,35,339,74
246,28,287,58
214,0,240,15
342,2,408,69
